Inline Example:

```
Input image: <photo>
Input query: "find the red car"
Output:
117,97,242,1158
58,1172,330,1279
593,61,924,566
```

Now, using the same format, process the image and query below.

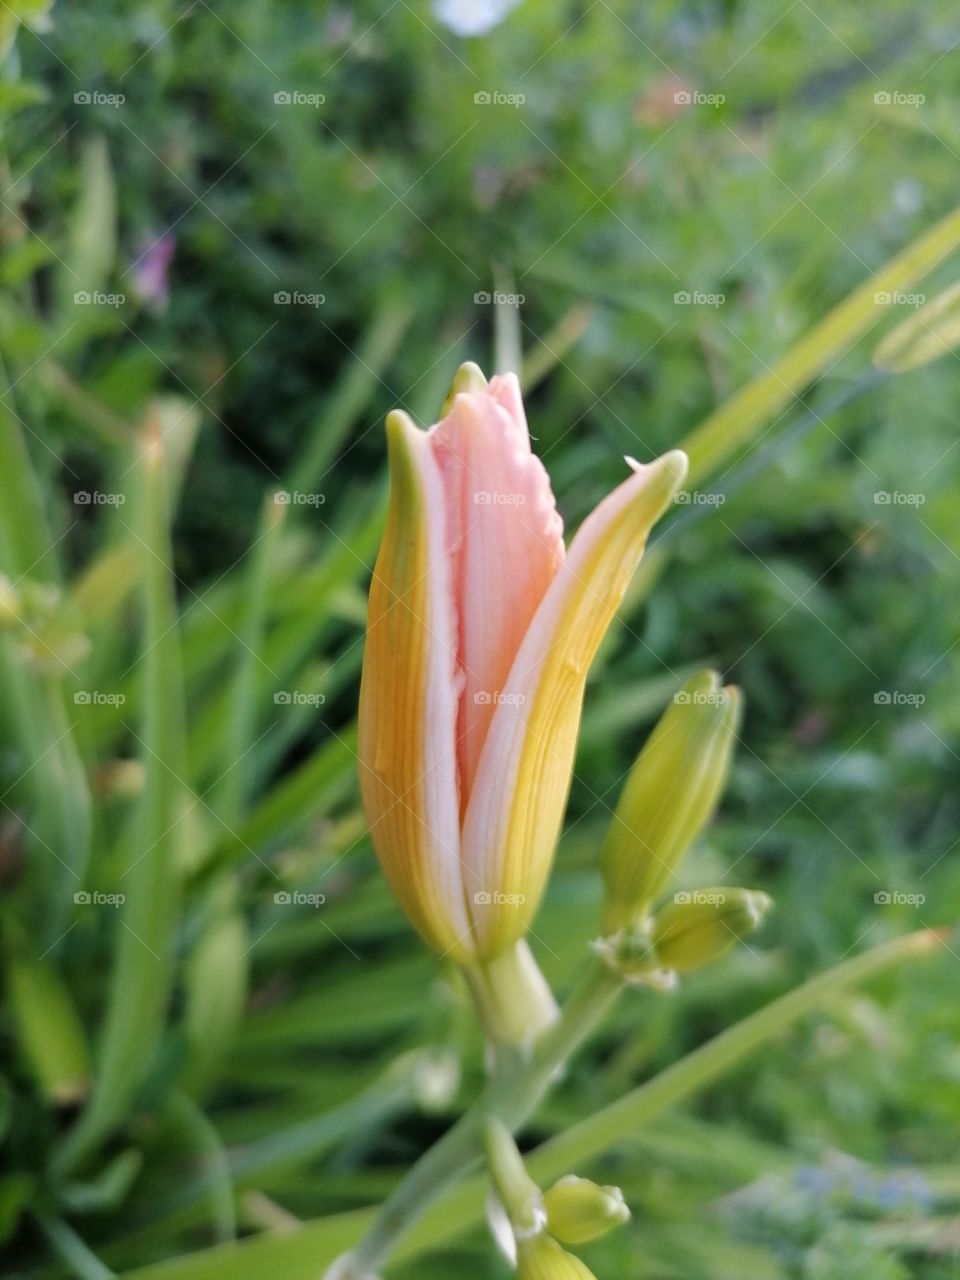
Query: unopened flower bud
542,1175,630,1244
652,888,772,973
601,670,741,932
516,1233,598,1280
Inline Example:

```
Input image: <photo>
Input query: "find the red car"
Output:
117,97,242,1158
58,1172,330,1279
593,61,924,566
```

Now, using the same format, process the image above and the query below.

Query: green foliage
0,2,959,1278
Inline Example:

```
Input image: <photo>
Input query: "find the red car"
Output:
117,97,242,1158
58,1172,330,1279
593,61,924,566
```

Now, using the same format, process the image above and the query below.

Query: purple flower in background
131,232,175,310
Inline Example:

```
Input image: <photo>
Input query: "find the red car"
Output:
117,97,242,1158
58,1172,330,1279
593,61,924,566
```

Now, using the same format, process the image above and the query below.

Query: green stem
341,957,622,1276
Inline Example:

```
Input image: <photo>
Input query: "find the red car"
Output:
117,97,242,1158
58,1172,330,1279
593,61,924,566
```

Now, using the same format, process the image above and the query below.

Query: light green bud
601,670,741,932
542,1175,630,1244
652,888,772,973
517,1233,598,1280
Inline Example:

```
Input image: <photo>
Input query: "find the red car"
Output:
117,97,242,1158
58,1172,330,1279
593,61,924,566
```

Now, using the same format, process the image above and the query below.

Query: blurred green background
1,1,959,1277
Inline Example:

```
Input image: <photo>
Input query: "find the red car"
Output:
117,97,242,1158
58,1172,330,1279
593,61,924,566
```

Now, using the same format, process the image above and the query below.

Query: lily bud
542,1175,630,1244
359,364,687,962
601,670,741,933
652,888,772,973
516,1234,598,1280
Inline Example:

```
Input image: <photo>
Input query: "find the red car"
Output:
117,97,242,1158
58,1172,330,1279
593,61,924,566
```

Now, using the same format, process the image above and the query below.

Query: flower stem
336,956,622,1277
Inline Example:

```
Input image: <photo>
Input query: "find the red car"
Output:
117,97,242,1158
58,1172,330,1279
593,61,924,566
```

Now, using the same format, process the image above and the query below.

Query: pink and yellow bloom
358,364,687,962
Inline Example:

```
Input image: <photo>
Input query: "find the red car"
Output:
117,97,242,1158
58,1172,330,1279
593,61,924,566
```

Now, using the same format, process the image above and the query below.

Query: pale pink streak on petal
430,380,564,810
460,452,687,953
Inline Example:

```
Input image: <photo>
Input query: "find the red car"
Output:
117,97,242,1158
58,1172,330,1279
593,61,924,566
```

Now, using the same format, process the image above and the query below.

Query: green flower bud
652,888,772,973
542,1175,630,1244
517,1234,598,1280
601,670,741,932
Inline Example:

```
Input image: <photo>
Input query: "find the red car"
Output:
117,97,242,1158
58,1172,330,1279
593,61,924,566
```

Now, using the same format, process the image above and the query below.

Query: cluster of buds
485,1120,629,1279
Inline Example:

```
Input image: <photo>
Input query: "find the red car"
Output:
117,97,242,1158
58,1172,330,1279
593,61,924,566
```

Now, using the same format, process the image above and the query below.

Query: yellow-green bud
652,888,772,973
601,670,741,932
542,1175,630,1244
517,1234,598,1280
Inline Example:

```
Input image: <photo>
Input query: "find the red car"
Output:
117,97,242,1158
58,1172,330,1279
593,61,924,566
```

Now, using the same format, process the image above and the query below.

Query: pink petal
430,375,564,811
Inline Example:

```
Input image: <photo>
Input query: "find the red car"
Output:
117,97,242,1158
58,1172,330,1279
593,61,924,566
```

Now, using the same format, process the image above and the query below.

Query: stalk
339,958,622,1277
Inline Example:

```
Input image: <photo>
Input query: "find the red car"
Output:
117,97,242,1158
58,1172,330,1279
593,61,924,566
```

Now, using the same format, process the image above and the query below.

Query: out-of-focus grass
1,2,959,1278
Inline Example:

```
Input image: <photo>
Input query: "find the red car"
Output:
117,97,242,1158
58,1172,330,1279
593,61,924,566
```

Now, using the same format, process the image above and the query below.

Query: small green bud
601,670,741,932
440,360,488,416
517,1233,598,1280
652,888,772,973
542,1175,630,1244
